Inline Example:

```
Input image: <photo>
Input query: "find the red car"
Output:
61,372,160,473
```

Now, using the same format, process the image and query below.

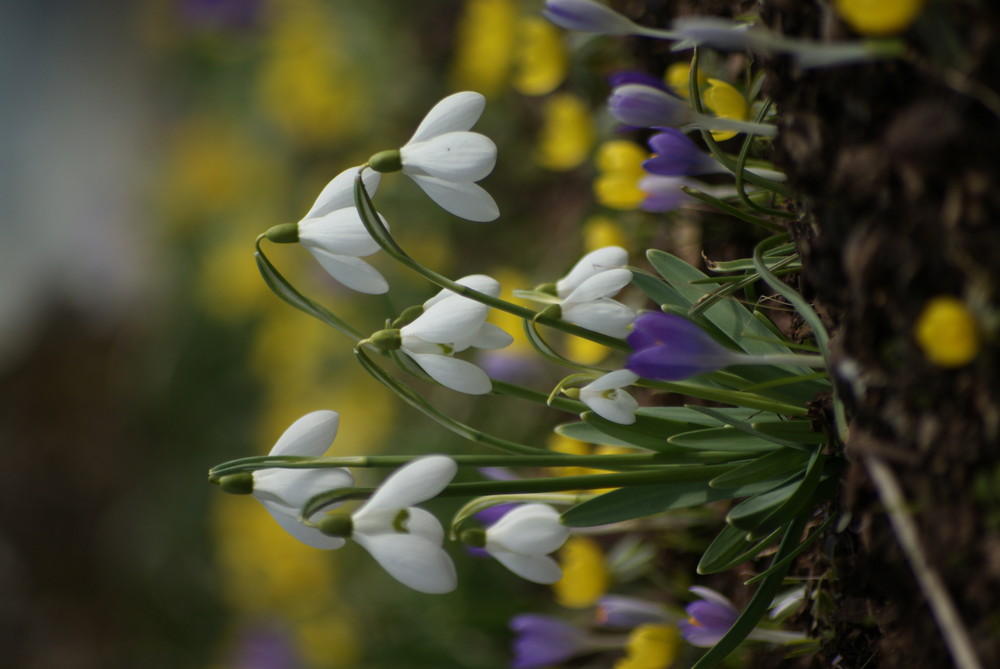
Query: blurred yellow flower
702,79,748,142
535,93,595,171
914,296,981,368
196,232,271,322
583,215,628,252
594,141,648,210
664,62,707,100
567,335,613,365
553,536,610,608
513,17,568,96
834,0,925,36
450,0,519,96
257,1,367,144
296,610,361,668
614,624,680,669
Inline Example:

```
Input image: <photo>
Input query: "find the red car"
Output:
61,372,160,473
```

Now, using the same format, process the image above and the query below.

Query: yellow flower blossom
196,232,271,322
553,535,610,608
614,624,680,669
535,93,595,171
594,141,648,210
583,215,628,252
450,0,519,96
664,62,707,100
915,296,981,368
295,610,361,668
702,79,748,142
567,335,613,365
834,0,925,36
512,16,568,96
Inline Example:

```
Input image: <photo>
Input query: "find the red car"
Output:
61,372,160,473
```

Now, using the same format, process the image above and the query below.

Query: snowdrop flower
369,91,499,222
479,504,571,584
392,275,513,394
219,410,355,550
265,166,389,294
554,246,636,338
320,455,459,594
578,369,640,425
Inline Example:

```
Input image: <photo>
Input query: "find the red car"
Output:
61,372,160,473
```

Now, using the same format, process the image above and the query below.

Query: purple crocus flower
678,586,739,647
643,129,722,176
542,0,639,35
510,614,596,668
608,84,695,130
596,595,671,628
639,175,700,212
626,312,743,380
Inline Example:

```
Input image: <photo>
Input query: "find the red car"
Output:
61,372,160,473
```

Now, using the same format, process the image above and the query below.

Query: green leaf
668,427,783,453
687,406,812,451
750,420,829,445
710,448,812,489
631,271,692,312
726,477,800,532
726,450,831,537
697,523,783,574
581,411,692,452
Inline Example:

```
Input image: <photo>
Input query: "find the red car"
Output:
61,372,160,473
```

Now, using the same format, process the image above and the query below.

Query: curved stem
353,173,630,352
490,379,588,413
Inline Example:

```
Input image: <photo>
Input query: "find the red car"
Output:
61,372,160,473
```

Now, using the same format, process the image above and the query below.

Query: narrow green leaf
710,448,811,489
750,420,829,445
687,406,813,451
631,271,692,312
668,427,783,453
697,523,783,574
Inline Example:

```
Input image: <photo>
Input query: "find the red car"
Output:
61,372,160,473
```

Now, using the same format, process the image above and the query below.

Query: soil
754,2,1000,667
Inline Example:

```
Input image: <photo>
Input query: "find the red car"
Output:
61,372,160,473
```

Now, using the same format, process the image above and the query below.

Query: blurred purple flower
181,0,262,28
639,175,700,213
626,312,743,380
643,129,722,176
678,586,739,647
607,70,668,90
510,614,595,668
608,84,694,130
597,595,670,628
542,0,639,35
229,622,299,669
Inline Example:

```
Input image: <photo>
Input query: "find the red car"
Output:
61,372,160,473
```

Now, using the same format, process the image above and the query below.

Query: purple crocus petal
608,84,694,130
626,312,742,380
679,618,729,648
597,595,671,628
638,175,698,213
687,600,739,630
607,70,669,91
644,130,722,176
678,586,740,647
510,614,593,669
475,502,519,525
542,0,638,35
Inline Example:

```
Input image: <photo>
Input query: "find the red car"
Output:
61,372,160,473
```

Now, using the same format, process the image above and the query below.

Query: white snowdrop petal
407,91,486,144
260,503,346,550
488,504,570,554
580,391,638,425
556,246,629,297
423,274,502,309
306,249,389,294
491,550,564,584
299,208,385,257
405,507,446,545
403,297,489,344
584,369,640,393
563,299,637,338
402,132,497,182
407,353,493,395
409,176,500,222
253,466,354,511
562,268,633,305
305,167,380,219
355,533,458,593
357,456,458,513
269,410,340,456
472,322,514,350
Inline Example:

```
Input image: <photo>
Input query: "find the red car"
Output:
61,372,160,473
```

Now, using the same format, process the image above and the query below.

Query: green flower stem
734,99,797,219
490,379,588,413
254,236,365,341
355,346,554,456
302,463,736,515
688,50,794,199
209,450,698,480
352,174,630,352
639,379,810,417
681,187,786,233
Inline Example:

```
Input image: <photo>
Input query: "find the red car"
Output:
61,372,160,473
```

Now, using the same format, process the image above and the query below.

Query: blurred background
0,1,679,667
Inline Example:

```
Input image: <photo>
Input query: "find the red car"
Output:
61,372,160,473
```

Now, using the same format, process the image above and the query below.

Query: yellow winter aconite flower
834,0,926,36
513,16,568,96
664,62,707,100
553,536,610,608
583,215,628,252
614,624,680,669
594,141,648,210
450,0,519,96
702,79,748,142
914,296,981,368
535,93,595,171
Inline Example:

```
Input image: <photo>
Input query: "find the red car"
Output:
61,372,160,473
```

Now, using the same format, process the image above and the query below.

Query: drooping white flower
555,246,636,338
296,166,390,294
399,275,514,394
579,369,640,425
484,504,571,584
250,410,355,549
394,92,499,222
347,455,459,594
